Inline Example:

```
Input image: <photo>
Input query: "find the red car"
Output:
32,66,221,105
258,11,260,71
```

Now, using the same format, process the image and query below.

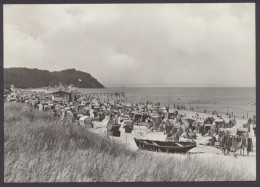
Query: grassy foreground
4,103,256,182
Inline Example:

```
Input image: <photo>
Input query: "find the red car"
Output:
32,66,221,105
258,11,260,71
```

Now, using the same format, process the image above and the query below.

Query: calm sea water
77,87,256,119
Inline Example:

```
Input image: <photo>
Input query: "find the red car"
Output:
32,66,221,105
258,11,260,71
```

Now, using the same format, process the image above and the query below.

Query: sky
4,3,255,87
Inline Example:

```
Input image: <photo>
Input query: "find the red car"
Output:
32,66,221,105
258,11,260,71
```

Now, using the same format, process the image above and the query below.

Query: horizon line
104,85,256,88
103,84,255,88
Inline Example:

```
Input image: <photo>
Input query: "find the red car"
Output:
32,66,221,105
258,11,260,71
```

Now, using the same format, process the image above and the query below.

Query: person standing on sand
166,115,182,141
247,118,252,132
175,114,183,125
166,106,169,112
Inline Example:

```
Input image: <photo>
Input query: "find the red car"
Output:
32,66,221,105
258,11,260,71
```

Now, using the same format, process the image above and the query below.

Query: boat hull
134,138,196,153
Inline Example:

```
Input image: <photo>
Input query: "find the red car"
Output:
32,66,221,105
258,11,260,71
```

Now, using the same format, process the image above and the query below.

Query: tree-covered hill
4,67,105,89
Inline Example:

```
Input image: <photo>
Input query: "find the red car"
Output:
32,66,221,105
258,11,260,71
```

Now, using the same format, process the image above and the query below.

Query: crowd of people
5,88,256,156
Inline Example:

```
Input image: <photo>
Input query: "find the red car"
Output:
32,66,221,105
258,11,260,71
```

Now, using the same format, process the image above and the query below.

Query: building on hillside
51,90,79,102
51,90,70,102
69,91,79,102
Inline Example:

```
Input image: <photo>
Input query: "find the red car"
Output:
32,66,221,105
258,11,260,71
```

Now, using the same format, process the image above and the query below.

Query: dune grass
4,103,256,182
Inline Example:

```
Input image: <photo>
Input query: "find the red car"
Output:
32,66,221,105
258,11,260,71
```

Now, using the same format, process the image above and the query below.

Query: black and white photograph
3,3,256,182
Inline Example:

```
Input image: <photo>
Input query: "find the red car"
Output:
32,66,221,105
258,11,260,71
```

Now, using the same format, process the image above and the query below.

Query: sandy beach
91,109,256,158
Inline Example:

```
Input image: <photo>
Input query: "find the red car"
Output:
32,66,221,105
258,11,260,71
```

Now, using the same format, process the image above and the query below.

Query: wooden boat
134,138,196,153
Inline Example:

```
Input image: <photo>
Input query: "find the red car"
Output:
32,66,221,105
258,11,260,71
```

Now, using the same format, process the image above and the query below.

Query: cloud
4,24,45,68
4,3,255,87
65,6,85,16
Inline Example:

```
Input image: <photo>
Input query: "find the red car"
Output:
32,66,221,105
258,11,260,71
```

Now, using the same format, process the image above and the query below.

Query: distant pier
79,91,125,98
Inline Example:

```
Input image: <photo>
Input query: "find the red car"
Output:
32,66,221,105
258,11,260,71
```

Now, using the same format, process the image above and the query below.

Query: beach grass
4,103,256,182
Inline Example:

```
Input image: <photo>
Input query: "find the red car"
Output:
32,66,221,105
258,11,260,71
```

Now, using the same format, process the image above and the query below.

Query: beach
5,86,256,182
25,86,256,157
33,87,256,118
84,108,256,181
75,87,256,119
91,108,256,154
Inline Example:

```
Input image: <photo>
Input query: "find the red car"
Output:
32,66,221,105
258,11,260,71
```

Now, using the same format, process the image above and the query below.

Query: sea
76,87,256,119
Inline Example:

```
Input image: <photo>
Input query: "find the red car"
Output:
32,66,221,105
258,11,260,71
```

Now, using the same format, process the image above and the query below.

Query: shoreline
18,86,256,119
9,87,256,157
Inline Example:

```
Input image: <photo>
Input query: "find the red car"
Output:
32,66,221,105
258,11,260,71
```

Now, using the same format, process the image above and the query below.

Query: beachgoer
187,128,193,139
211,133,216,146
175,114,183,126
